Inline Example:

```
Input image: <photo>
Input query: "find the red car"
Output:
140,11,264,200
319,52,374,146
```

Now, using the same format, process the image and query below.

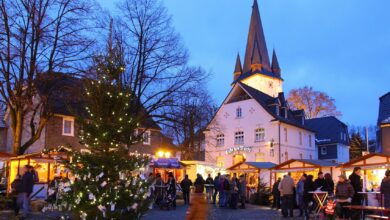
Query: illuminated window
143,130,151,145
217,156,225,168
216,134,225,146
62,117,74,136
299,132,302,145
233,154,245,164
236,107,242,118
255,128,265,142
284,128,288,142
234,131,244,144
255,152,265,162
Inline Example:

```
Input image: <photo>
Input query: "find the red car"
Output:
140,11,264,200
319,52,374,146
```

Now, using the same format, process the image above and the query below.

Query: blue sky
97,0,390,127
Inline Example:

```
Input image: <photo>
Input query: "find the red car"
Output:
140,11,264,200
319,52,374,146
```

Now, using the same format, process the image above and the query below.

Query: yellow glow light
157,151,164,158
164,152,171,158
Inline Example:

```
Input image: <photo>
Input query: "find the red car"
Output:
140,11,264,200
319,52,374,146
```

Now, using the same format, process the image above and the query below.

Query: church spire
233,53,242,81
243,0,271,73
271,49,281,76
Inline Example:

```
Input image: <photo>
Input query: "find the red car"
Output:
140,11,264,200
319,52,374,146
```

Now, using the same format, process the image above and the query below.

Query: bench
366,215,389,220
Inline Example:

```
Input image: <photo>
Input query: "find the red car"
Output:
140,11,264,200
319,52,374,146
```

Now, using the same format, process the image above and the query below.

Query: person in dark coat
212,173,221,204
380,170,390,208
223,174,230,207
180,174,193,205
167,172,177,208
335,174,354,219
205,174,214,203
303,175,316,219
11,175,22,216
238,174,247,209
194,173,205,193
20,165,34,218
349,167,363,220
272,177,281,209
314,172,327,190
324,173,335,196
229,174,239,209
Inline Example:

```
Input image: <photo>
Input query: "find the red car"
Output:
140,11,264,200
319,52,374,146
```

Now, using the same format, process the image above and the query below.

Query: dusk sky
97,0,390,128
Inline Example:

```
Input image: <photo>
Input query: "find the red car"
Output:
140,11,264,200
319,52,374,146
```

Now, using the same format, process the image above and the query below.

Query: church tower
235,0,283,97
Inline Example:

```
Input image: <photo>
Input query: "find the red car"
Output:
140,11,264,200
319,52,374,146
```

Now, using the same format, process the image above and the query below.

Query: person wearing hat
238,174,247,209
380,170,390,208
335,174,354,219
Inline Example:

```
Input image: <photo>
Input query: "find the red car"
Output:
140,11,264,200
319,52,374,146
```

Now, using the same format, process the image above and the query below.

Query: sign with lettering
226,146,253,154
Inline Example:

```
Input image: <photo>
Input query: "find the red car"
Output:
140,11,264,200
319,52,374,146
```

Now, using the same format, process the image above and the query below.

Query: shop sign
226,146,253,155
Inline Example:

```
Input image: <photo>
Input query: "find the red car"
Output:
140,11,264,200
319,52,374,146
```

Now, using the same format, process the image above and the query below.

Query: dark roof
238,82,314,132
245,162,277,169
306,116,349,145
378,92,390,125
298,159,339,167
234,53,243,73
0,109,5,128
271,49,281,77
35,74,160,130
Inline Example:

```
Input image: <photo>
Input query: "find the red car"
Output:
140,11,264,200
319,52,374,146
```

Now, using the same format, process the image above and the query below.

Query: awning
153,158,180,168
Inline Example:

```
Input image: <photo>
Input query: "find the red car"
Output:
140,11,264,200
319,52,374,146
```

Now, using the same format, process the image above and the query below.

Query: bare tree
111,0,206,129
0,0,99,154
287,86,342,119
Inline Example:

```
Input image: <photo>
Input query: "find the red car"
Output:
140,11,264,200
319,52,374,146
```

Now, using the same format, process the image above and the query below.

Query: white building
204,0,317,170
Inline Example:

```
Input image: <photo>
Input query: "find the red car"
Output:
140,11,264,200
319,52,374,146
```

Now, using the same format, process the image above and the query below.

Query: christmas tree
59,43,153,219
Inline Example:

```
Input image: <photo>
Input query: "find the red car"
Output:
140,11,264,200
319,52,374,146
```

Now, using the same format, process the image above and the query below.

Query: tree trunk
12,110,23,155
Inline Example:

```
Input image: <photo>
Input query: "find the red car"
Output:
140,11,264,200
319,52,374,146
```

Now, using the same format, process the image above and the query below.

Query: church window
236,107,242,118
234,131,244,144
255,128,265,142
216,134,225,146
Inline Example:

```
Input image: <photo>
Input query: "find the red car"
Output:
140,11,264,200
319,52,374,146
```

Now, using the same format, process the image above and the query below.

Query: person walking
303,174,316,219
238,174,247,209
349,167,363,220
272,177,281,209
20,165,34,218
296,174,307,217
167,172,177,209
335,174,354,219
212,173,221,204
11,174,22,216
278,172,295,218
324,173,335,196
380,170,390,208
205,174,214,203
181,175,193,205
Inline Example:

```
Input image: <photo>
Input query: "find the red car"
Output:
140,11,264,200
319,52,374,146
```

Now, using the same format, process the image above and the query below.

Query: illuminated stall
8,152,68,199
181,160,221,181
339,153,390,191
271,159,340,184
151,157,186,183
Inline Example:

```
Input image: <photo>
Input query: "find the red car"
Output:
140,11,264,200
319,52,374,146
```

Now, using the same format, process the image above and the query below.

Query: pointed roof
271,49,281,74
242,0,271,73
234,53,243,73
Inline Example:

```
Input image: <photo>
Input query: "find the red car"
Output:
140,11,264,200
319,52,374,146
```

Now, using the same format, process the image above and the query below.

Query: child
324,198,336,220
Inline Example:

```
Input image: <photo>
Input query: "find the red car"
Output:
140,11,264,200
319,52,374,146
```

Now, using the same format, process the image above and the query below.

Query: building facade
204,0,317,170
306,116,350,163
377,92,390,154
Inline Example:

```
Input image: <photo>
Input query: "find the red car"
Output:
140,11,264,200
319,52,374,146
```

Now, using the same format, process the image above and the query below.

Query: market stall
181,160,221,181
8,151,68,199
0,152,15,195
271,159,341,184
338,153,390,192
151,158,186,182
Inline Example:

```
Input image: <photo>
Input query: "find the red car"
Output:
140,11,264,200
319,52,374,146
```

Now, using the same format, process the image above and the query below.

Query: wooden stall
151,158,186,183
271,159,340,184
339,153,390,191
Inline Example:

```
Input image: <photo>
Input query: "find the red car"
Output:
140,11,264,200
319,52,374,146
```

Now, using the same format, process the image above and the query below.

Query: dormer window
236,107,242,118
275,106,279,116
284,108,288,119
62,117,74,136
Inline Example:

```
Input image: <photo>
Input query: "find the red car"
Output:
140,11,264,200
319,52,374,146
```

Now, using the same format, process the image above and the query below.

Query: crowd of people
10,165,39,218
274,167,390,219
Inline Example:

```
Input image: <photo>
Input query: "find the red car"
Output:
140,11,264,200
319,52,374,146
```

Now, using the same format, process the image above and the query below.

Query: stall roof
0,151,15,159
272,159,339,170
338,153,390,168
227,161,276,171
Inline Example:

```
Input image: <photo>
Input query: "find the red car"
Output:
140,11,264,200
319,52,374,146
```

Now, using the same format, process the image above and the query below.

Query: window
255,152,265,162
233,154,245,164
217,156,224,168
309,135,312,147
255,128,265,142
216,134,225,146
143,130,151,145
285,151,289,161
62,117,74,136
299,132,302,145
321,146,327,155
234,131,244,144
236,107,242,118
310,154,312,159
270,149,274,157
276,106,280,116
340,132,343,140
299,153,303,159
284,128,288,142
